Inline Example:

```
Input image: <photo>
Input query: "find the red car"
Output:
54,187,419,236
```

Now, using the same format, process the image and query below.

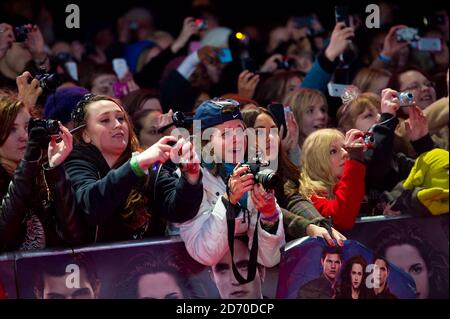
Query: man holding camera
0,21,49,90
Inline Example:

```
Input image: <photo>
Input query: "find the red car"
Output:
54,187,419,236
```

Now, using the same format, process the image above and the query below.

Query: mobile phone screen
217,48,233,63
112,58,129,80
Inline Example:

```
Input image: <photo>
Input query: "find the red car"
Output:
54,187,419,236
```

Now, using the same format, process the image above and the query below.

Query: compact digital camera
398,91,415,107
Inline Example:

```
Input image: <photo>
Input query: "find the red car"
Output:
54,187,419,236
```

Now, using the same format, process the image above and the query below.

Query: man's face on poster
36,268,99,299
351,263,364,290
374,259,389,288
211,240,265,299
321,253,342,281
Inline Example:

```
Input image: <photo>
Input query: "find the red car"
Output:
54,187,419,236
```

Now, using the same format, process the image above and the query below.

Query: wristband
378,53,392,64
130,156,147,177
260,211,279,222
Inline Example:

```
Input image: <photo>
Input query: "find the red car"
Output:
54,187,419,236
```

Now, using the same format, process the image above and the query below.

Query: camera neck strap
225,180,260,285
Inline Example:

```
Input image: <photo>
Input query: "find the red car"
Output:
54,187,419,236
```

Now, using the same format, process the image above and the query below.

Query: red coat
311,160,366,230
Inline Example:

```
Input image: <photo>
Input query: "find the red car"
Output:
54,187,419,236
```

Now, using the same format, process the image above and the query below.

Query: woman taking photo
65,94,203,243
0,92,84,251
178,98,285,268
241,107,345,245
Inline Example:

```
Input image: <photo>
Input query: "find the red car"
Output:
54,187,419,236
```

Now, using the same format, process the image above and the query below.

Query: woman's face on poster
385,244,430,299
137,272,184,299
350,263,364,290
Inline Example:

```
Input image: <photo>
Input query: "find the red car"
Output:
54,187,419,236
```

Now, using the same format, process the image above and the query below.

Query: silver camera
398,91,415,107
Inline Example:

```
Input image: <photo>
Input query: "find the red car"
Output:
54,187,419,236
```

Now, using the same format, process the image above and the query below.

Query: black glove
24,126,50,161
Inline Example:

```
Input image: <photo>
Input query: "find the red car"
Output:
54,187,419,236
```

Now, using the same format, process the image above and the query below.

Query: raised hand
48,124,73,168
238,70,260,99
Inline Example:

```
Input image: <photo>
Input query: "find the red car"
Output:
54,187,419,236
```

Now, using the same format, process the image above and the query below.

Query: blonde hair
299,128,344,200
336,93,380,133
283,88,328,145
352,68,391,94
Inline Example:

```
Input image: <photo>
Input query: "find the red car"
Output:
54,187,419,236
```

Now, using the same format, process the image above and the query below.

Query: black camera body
172,111,194,128
14,25,31,42
363,132,375,149
28,118,60,136
241,158,280,190
31,71,61,93
275,58,296,70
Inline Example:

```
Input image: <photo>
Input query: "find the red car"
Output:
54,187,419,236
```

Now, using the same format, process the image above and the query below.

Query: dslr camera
157,111,194,134
241,157,280,190
30,70,61,93
14,25,31,42
172,111,194,128
28,118,60,136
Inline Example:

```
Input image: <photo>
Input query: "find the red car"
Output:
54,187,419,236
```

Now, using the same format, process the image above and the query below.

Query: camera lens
254,169,280,190
398,91,414,106
46,119,60,135
38,73,62,92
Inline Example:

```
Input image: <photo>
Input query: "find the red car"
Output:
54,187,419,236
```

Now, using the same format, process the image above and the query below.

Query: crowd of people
0,0,448,299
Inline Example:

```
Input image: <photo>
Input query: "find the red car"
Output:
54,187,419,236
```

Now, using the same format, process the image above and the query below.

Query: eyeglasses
403,81,435,92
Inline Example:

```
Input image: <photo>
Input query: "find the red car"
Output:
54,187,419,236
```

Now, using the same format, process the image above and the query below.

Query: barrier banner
3,215,448,299
345,215,449,299
276,238,417,299
14,238,278,299
0,253,16,299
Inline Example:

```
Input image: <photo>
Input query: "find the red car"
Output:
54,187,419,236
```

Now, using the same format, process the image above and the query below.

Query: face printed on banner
210,239,265,299
350,263,364,290
385,244,430,299
321,253,342,282
374,259,389,289
137,272,185,299
36,268,100,299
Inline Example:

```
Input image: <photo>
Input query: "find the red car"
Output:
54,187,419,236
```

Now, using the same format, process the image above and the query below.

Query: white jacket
177,167,285,267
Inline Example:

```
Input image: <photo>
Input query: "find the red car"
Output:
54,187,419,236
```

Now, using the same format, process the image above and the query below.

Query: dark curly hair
374,224,449,299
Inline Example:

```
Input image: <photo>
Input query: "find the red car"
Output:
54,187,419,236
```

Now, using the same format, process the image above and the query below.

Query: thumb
405,120,411,134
